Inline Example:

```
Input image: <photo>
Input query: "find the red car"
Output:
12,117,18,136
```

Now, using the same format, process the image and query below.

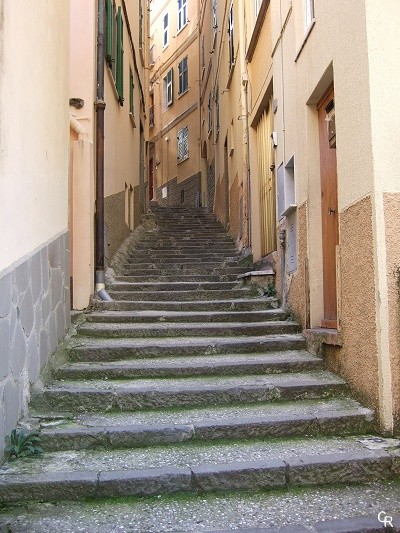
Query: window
129,68,134,115
177,0,187,31
254,0,262,18
178,56,188,94
305,0,314,29
177,126,189,161
201,36,205,77
215,86,220,136
212,0,217,36
228,3,234,69
208,92,213,134
106,1,123,104
149,45,155,65
163,13,169,47
139,1,143,49
163,68,174,108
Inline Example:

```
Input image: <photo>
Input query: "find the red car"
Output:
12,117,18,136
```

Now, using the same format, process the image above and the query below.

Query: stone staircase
1,206,399,532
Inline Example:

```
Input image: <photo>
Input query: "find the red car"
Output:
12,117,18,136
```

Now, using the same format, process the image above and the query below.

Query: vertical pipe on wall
95,0,112,301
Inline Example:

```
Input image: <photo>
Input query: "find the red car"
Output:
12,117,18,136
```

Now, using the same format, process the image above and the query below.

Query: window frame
177,126,189,162
178,56,188,95
163,12,169,48
163,68,174,108
228,2,234,69
177,0,188,32
305,0,315,30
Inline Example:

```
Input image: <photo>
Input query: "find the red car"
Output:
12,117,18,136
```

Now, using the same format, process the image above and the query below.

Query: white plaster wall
0,1,70,273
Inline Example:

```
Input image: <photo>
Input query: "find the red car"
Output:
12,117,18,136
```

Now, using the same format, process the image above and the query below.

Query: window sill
178,89,189,99
226,62,235,89
295,19,316,63
178,155,189,164
129,113,136,128
177,22,188,35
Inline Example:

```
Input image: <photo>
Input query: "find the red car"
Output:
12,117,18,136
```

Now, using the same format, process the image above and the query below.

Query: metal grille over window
177,126,189,161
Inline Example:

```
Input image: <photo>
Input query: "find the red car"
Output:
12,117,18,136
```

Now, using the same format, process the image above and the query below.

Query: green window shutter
106,0,113,64
116,6,124,104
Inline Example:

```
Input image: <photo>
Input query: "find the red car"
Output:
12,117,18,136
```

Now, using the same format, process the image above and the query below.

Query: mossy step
69,333,306,361
77,321,300,339
34,397,374,452
34,371,348,412
1,481,400,532
0,437,396,503
55,350,323,380
85,308,286,324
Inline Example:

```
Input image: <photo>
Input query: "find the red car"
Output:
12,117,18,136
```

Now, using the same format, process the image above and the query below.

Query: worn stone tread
69,333,307,361
55,350,324,379
77,320,300,339
85,308,287,324
1,481,399,532
0,439,395,502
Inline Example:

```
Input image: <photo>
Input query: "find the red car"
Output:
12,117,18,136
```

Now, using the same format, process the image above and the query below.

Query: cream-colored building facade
148,0,202,207
200,0,400,434
0,1,70,461
0,0,149,461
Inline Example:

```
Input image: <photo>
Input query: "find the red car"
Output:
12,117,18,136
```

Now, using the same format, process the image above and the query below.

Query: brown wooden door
318,87,339,328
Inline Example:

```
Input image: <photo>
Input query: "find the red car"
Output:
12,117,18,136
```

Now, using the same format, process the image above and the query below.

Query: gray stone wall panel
0,273,12,318
0,231,70,462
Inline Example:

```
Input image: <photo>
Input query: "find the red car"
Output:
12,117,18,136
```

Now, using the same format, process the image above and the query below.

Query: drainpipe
95,0,112,301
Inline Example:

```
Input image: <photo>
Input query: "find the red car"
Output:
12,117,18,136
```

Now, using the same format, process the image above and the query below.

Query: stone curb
39,374,347,412
39,409,373,452
0,451,395,503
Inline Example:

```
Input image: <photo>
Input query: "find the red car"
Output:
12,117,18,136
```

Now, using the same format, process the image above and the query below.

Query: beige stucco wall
0,1,70,273
383,193,400,432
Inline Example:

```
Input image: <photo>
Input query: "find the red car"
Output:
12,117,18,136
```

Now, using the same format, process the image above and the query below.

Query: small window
201,36,205,77
177,126,189,162
212,0,217,36
129,68,134,115
163,68,174,108
215,86,220,136
254,0,262,18
163,13,169,47
305,0,314,29
178,56,188,94
208,92,213,134
177,0,187,31
228,3,234,69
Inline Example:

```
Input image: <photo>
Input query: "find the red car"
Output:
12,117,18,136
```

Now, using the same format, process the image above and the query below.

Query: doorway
318,86,339,328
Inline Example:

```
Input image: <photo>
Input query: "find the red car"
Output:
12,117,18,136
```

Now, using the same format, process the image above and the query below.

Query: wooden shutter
116,7,124,103
106,0,113,64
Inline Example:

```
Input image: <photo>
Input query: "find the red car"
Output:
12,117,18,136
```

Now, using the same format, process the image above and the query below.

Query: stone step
2,482,400,532
121,261,242,270
34,371,348,412
0,437,395,503
121,266,251,276
114,273,242,282
55,351,323,380
91,297,277,312
77,320,300,339
125,253,239,262
69,333,306,361
85,308,287,323
108,281,240,292
106,289,255,301
34,398,374,452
